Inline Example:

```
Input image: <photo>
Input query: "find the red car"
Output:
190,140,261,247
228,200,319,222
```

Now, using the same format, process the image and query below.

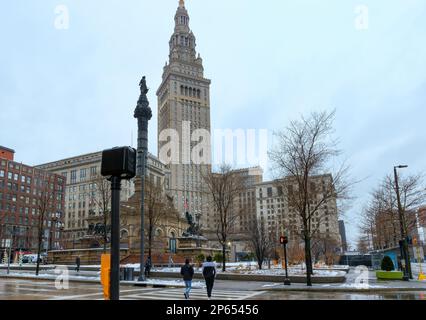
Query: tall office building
339,220,348,252
157,0,211,227
36,151,168,248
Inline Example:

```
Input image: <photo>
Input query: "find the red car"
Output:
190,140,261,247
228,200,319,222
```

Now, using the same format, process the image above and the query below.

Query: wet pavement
0,278,265,300
254,290,426,300
1,266,425,300
0,277,425,300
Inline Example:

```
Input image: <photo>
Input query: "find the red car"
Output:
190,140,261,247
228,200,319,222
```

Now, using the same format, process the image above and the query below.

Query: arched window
185,86,188,96
197,89,201,98
189,87,192,96
120,229,128,239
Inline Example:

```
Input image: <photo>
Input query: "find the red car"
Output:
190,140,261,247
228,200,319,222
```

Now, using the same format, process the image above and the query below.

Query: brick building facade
0,146,65,252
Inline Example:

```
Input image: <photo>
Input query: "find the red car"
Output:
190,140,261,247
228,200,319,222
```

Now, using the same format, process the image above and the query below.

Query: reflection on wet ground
255,291,426,300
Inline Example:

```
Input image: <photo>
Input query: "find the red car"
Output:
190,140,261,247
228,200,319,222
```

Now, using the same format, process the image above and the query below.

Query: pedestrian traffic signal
280,236,288,244
101,146,136,180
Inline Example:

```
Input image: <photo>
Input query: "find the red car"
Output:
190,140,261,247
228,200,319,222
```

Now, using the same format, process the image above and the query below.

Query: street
0,267,425,300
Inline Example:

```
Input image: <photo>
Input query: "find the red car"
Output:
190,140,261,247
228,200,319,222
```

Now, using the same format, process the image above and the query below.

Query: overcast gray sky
1,0,426,247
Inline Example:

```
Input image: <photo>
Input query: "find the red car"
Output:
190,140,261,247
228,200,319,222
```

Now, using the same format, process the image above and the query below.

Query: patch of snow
238,268,345,277
410,263,426,276
262,283,281,288
141,279,204,288
339,283,386,289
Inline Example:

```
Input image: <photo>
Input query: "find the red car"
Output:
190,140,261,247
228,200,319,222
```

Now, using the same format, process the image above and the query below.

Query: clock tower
157,0,212,229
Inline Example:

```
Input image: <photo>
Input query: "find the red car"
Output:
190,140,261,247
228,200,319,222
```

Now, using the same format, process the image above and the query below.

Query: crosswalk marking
119,288,265,300
49,287,154,300
14,287,59,293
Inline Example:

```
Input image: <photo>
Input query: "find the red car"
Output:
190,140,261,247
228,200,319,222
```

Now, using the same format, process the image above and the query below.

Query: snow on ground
261,283,282,288
338,283,386,289
411,263,426,276
238,268,346,277
141,279,205,288
3,272,100,281
123,262,346,277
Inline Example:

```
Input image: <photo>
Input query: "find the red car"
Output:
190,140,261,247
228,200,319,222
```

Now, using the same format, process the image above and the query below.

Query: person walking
202,256,216,300
75,256,81,272
144,256,152,278
180,258,194,299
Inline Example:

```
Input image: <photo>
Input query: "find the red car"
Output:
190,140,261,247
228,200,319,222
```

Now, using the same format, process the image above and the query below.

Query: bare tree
35,174,57,276
356,236,369,254
202,164,245,272
269,110,352,286
245,218,272,270
145,178,170,258
87,174,111,253
311,234,340,265
359,173,426,250
287,241,305,265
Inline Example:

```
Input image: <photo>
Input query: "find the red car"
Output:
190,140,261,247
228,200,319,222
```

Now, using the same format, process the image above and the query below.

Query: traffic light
280,235,288,245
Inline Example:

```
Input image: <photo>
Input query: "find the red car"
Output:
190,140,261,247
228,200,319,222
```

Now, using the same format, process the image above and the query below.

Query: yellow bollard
101,254,111,300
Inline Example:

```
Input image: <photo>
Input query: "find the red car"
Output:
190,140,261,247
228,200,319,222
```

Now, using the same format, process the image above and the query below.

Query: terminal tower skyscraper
156,0,211,228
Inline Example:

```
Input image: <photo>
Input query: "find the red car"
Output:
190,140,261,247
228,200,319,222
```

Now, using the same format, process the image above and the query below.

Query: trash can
119,267,125,280
126,268,134,281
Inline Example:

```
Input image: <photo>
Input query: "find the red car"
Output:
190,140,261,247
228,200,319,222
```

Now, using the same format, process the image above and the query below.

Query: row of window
66,167,97,184
0,202,63,213
180,85,201,98
0,170,33,184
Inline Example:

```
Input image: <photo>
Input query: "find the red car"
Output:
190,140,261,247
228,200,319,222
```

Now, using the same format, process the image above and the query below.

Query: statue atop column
134,76,152,120
139,76,149,94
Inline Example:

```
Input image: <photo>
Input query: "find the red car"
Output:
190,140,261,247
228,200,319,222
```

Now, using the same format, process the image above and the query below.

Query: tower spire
179,0,185,8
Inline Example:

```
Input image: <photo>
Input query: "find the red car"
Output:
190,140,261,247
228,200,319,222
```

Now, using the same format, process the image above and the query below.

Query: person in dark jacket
180,258,194,299
75,256,81,272
144,256,152,278
202,256,216,299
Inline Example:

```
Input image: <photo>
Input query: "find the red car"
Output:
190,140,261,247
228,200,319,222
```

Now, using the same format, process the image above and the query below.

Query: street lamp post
393,165,412,280
134,76,152,281
6,225,17,275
